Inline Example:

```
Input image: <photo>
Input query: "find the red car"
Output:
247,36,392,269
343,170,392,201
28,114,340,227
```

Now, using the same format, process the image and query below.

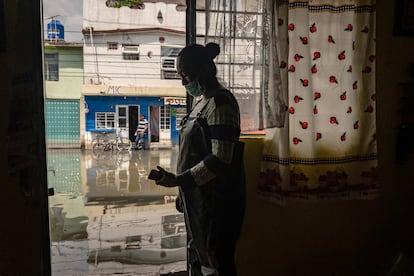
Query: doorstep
149,142,176,150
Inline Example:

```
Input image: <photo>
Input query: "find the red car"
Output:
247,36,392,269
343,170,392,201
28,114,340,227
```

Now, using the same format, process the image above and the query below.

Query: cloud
43,0,83,41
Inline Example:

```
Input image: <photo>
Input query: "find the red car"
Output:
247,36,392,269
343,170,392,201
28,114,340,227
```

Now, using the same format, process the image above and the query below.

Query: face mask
185,80,203,97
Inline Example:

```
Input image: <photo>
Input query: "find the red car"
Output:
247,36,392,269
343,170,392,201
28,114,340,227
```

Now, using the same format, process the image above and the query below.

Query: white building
82,0,189,148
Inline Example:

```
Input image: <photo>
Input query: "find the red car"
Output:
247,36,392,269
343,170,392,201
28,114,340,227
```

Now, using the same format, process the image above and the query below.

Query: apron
176,96,246,273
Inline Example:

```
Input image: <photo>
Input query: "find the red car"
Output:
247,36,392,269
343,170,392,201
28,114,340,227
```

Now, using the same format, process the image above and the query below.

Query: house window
197,1,265,133
95,112,115,129
161,46,181,79
160,105,171,130
107,42,118,50
122,44,140,60
44,53,59,81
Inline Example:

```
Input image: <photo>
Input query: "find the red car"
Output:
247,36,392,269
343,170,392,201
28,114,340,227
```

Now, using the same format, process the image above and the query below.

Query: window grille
44,53,59,81
107,42,118,50
160,105,171,130
160,46,182,79
122,44,140,60
95,112,115,129
197,0,266,132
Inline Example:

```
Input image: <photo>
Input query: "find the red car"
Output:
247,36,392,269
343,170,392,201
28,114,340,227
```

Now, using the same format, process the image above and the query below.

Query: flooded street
47,148,186,275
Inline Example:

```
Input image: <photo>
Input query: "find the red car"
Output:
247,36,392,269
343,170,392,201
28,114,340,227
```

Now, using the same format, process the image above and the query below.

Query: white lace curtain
202,0,266,132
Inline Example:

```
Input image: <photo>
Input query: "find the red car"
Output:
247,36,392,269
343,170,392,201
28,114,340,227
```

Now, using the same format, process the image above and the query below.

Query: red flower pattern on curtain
258,0,378,204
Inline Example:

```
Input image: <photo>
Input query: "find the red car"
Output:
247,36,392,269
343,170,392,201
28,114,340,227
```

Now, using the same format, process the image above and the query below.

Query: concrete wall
83,33,185,87
82,1,187,88
83,0,206,37
83,1,185,31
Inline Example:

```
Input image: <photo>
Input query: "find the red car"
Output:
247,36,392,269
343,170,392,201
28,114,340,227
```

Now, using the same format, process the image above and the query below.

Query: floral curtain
258,0,378,204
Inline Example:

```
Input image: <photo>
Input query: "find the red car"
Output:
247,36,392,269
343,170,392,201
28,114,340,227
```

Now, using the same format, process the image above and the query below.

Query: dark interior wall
376,0,414,263
238,139,388,275
236,2,414,275
0,1,50,275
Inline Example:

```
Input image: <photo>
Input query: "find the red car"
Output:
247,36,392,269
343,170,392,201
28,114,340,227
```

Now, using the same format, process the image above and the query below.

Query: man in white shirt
134,114,148,150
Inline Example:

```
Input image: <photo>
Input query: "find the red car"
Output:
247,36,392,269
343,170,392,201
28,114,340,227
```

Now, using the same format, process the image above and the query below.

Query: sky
42,0,83,42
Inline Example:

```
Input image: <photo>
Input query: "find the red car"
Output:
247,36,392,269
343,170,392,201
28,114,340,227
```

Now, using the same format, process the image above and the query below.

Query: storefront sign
164,97,186,106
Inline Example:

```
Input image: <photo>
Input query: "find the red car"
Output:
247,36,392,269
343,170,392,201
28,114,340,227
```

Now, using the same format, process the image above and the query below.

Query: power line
44,14,61,20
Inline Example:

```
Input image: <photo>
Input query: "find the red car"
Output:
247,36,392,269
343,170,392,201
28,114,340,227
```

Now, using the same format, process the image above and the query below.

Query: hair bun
205,42,220,60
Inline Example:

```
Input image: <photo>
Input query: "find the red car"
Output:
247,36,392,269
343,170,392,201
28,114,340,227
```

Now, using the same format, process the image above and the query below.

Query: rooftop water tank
47,20,64,40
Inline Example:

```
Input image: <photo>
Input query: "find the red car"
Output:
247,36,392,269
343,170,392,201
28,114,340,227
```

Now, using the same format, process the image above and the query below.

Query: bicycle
92,132,132,152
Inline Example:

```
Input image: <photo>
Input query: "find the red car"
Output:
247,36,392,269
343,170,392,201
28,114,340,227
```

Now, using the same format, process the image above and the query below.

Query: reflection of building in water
47,150,88,242
158,150,173,171
85,204,186,267
48,149,90,275
129,159,139,192
161,214,186,249
84,148,179,205
49,194,89,241
164,195,177,204
48,149,185,274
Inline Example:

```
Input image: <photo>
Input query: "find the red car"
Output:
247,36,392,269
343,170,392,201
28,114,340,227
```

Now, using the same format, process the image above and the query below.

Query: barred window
107,42,118,50
95,112,115,129
198,0,266,133
44,53,59,81
160,105,171,130
160,46,181,79
122,44,140,60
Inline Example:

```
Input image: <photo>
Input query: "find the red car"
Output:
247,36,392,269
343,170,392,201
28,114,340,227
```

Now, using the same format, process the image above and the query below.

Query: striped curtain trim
262,153,377,165
287,2,376,13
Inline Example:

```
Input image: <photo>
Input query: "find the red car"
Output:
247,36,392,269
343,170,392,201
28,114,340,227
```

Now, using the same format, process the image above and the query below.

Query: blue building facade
84,95,186,148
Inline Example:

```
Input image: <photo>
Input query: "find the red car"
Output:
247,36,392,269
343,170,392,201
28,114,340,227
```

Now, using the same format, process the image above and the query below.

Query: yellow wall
236,2,414,275
44,47,83,99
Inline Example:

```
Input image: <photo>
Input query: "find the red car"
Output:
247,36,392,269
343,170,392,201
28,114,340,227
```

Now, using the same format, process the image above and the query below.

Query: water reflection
85,149,178,204
47,148,186,275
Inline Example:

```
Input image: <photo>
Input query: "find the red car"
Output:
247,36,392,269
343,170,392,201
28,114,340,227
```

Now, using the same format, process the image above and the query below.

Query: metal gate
44,99,81,148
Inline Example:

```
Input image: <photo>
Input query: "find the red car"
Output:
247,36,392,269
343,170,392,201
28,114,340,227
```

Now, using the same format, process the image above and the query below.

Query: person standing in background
134,114,148,150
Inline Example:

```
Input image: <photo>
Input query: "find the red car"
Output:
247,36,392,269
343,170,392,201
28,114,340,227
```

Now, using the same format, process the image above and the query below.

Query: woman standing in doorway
149,42,245,276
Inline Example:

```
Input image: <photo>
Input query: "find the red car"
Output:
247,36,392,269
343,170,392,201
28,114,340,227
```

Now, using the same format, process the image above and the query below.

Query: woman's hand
155,166,179,187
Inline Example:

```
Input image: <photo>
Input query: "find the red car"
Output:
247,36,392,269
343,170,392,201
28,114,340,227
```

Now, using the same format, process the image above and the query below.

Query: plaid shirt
178,89,241,187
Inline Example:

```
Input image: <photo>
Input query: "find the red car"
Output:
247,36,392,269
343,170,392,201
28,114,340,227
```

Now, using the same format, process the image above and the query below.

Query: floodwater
47,148,186,276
